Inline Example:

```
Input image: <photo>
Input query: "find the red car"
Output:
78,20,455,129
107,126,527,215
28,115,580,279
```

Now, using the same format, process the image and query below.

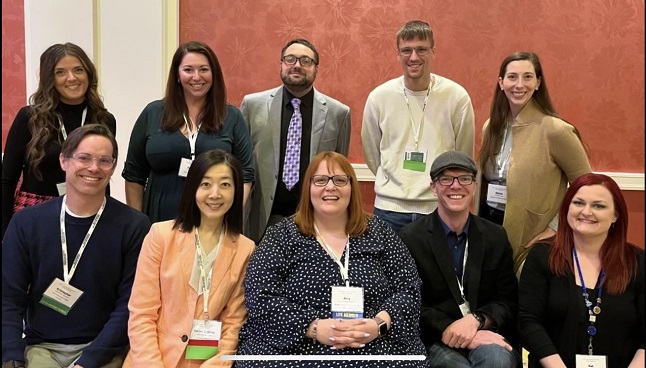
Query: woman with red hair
519,173,644,367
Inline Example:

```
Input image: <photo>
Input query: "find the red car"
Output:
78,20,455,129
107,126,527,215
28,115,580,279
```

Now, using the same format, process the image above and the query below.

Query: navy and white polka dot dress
236,216,429,367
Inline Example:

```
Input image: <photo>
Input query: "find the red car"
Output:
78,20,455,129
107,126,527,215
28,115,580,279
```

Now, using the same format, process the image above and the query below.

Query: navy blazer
400,210,518,348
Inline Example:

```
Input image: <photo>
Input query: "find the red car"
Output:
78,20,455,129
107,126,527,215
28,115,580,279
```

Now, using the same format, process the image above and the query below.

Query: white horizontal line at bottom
221,355,426,361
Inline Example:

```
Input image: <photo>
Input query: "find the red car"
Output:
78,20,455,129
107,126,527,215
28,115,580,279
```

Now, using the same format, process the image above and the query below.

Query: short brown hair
396,20,434,48
294,152,369,237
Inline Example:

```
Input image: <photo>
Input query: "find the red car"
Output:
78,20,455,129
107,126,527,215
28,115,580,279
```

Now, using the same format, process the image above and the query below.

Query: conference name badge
331,286,364,319
185,319,222,360
178,157,194,178
575,354,607,368
486,183,507,204
39,278,83,315
403,147,427,172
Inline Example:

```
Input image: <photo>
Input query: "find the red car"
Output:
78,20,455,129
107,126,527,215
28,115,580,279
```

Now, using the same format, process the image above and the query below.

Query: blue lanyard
572,248,605,355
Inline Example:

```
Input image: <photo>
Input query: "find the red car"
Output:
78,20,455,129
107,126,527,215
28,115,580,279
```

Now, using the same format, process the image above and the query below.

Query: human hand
524,227,556,249
441,315,479,349
466,330,512,351
327,318,377,350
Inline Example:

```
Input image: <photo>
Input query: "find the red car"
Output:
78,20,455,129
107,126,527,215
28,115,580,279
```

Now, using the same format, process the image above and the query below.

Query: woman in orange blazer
124,149,255,368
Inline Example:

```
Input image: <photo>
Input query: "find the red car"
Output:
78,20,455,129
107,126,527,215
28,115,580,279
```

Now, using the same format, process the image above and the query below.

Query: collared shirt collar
283,86,315,108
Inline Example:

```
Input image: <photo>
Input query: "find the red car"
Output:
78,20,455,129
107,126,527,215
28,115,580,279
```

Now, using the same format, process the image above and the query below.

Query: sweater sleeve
453,94,475,158
2,106,31,239
76,211,151,367
122,102,155,185
227,106,255,184
361,94,381,175
518,244,560,360
548,120,592,181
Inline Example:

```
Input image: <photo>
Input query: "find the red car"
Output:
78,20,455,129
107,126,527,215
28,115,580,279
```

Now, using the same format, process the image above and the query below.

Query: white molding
351,164,645,191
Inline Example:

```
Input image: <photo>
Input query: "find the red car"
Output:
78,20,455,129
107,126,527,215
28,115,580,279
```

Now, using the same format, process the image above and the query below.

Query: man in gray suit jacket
240,38,351,243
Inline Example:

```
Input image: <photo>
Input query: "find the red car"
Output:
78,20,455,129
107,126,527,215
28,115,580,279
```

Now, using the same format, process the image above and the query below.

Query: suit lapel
269,87,283,173
428,213,465,306
179,229,199,312
310,89,328,158
209,233,237,297
465,215,484,308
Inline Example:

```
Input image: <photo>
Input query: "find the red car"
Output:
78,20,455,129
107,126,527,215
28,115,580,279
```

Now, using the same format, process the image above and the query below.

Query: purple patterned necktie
283,98,302,190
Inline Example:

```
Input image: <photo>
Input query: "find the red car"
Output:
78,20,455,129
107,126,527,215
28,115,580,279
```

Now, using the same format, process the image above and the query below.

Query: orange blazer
123,220,255,368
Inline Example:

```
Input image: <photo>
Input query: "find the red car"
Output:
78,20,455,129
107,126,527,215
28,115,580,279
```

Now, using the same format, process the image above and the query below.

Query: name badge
458,301,471,317
178,157,193,177
331,286,364,319
185,319,222,360
403,147,427,172
56,182,67,196
575,354,607,368
39,278,84,315
486,183,507,204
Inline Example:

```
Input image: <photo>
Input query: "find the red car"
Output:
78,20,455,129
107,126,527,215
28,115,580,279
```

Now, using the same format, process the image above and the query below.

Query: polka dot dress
236,216,429,367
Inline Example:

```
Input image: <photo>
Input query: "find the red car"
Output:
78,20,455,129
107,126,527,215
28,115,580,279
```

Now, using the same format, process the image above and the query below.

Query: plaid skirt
13,190,56,212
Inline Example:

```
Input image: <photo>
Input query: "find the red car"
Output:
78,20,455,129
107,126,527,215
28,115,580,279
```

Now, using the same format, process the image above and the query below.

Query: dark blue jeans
426,343,520,368
373,208,426,235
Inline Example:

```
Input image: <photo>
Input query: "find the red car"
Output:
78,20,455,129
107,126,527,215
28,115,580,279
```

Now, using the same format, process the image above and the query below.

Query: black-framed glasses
435,175,475,186
282,55,317,67
67,153,116,169
311,175,351,187
398,47,432,56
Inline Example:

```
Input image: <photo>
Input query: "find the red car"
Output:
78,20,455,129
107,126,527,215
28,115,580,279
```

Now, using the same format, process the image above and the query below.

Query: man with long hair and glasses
241,38,351,244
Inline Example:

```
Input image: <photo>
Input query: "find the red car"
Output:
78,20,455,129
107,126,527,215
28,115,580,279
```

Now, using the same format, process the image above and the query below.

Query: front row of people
2,126,643,367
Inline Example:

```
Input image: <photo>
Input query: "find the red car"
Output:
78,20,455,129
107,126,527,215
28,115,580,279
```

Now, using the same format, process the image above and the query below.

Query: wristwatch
2,361,26,368
472,311,486,330
374,316,389,337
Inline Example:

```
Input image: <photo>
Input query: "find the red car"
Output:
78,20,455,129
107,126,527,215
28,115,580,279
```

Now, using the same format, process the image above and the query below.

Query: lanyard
314,224,350,287
454,239,469,303
59,195,106,284
573,248,605,355
59,107,88,140
195,227,225,321
403,83,431,151
496,125,512,177
183,114,201,159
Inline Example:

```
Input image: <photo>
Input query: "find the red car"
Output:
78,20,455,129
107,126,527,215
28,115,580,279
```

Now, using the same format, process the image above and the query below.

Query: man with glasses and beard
241,38,351,244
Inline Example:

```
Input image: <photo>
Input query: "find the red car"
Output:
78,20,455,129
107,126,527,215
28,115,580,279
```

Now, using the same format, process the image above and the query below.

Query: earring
535,87,539,91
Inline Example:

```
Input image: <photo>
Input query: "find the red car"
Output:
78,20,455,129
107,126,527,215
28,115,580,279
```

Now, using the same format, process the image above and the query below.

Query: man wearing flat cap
399,150,520,367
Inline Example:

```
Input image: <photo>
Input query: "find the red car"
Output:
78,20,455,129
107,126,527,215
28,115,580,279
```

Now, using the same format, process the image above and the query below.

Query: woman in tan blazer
124,150,255,367
476,51,591,275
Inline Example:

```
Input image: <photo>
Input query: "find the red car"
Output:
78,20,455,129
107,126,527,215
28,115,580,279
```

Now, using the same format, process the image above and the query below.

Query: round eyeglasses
311,175,351,187
282,55,317,67
67,153,116,169
435,175,475,186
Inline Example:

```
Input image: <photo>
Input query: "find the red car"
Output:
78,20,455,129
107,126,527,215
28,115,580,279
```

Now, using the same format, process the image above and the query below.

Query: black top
519,243,645,368
2,103,116,238
271,87,314,216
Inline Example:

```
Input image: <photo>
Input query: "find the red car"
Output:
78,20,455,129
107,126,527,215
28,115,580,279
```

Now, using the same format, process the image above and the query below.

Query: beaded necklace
572,248,606,355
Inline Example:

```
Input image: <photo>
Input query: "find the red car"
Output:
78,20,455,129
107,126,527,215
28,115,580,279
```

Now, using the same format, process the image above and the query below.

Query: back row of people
2,21,591,278
3,132,642,367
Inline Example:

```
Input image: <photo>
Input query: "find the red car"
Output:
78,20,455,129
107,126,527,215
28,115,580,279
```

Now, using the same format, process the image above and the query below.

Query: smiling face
54,55,89,104
178,52,213,103
60,135,115,198
498,60,541,115
280,43,317,95
310,160,351,221
567,184,617,240
196,163,235,226
431,168,476,219
397,36,434,90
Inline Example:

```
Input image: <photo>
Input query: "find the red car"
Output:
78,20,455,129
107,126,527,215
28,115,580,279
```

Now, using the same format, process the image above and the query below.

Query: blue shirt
439,217,470,279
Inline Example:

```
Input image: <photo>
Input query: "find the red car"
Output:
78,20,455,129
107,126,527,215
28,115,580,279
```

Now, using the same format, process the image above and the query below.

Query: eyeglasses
435,175,475,186
282,55,317,67
311,175,351,187
398,47,432,56
67,153,116,169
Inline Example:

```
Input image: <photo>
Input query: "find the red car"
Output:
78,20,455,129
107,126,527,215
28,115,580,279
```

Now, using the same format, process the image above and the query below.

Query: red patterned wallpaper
180,0,645,172
1,0,26,148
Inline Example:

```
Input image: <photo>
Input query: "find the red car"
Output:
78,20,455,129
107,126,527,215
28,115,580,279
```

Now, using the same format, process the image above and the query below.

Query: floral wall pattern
2,0,26,146
180,0,644,171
